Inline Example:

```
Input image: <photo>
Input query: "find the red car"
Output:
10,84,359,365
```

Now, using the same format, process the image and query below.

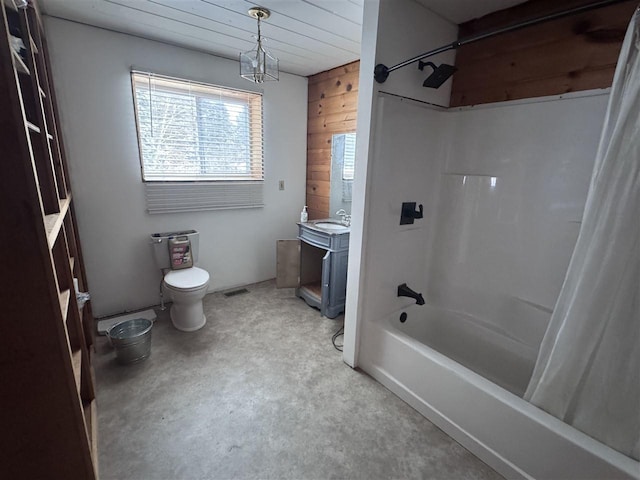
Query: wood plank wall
450,0,638,107
306,61,359,220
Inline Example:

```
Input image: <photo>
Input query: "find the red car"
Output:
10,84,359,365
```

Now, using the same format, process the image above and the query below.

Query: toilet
150,230,210,332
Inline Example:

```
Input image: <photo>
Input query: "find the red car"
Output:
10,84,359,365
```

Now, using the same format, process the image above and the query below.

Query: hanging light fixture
240,7,279,83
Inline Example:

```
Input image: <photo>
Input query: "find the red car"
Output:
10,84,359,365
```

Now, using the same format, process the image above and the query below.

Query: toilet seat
164,267,209,291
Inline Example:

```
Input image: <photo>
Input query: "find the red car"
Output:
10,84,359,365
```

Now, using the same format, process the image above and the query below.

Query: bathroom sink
314,222,349,231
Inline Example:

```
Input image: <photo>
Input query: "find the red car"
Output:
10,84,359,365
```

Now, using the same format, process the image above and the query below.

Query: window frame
131,71,264,183
130,71,265,213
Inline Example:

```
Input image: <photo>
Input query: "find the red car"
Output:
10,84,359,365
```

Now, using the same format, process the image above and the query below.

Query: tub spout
397,283,425,305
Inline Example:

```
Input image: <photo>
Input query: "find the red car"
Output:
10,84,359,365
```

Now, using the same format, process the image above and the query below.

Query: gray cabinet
277,222,349,318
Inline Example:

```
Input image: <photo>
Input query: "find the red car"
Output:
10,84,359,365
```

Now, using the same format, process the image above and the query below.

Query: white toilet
150,230,210,332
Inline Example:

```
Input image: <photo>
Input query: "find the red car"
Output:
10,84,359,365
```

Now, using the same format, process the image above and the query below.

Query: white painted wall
44,18,308,317
342,0,381,367
343,0,458,365
374,0,457,105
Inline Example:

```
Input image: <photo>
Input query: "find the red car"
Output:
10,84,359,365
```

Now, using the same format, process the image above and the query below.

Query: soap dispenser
300,206,308,223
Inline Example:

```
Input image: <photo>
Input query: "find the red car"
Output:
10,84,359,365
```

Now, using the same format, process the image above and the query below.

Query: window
131,72,264,213
342,133,356,181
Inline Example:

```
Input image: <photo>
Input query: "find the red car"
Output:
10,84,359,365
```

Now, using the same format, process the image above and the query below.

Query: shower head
418,61,457,89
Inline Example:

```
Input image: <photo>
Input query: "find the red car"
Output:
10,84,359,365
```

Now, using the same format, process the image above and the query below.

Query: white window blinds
342,133,356,180
131,71,264,213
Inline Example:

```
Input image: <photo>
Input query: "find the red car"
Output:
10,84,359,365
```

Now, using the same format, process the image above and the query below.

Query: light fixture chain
257,13,261,44
240,6,279,83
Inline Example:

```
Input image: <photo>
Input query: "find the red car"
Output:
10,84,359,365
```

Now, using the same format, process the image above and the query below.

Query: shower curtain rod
374,0,629,83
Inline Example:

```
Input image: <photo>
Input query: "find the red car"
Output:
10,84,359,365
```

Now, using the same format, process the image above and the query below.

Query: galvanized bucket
107,318,153,364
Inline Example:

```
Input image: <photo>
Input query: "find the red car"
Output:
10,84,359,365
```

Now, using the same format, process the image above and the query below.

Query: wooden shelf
83,399,98,464
43,196,71,248
301,281,322,300
59,288,70,320
81,353,96,407
11,49,29,75
26,121,40,133
2,0,19,12
71,348,82,394
2,2,97,476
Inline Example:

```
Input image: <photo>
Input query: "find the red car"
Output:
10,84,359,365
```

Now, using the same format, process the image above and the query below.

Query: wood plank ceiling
38,0,364,77
38,0,530,77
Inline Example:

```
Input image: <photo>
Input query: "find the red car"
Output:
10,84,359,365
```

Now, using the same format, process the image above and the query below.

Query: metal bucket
107,318,153,364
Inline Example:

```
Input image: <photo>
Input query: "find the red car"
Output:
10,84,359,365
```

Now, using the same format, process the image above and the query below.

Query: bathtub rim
359,313,640,479
391,302,540,364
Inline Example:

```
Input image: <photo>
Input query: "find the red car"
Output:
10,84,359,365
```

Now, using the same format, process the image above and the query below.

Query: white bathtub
358,304,639,479
394,305,538,397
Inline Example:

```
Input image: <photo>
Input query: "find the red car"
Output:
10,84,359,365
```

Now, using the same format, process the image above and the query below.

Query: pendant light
240,7,279,83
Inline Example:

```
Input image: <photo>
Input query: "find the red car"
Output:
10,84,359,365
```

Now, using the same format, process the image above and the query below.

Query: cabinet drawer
298,226,331,249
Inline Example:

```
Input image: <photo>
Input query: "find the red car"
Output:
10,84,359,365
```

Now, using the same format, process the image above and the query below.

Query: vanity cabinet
277,222,350,318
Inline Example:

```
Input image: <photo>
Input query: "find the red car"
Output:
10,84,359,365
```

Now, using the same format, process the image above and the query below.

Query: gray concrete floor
94,280,502,480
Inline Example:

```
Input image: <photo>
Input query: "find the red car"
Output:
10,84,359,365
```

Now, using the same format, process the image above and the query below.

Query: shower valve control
400,202,424,225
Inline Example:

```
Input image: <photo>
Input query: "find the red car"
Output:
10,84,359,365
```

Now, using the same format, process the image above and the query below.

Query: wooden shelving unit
0,0,98,478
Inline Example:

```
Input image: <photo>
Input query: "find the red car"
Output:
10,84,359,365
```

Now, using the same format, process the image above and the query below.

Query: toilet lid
164,267,209,290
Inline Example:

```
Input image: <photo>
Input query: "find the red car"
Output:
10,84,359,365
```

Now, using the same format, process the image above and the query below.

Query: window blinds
131,72,264,213
342,133,356,180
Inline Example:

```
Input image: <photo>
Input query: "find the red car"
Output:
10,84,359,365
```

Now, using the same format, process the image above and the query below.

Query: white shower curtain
524,8,640,461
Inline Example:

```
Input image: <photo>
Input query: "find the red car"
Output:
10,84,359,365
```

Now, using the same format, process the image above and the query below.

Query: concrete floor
94,280,503,480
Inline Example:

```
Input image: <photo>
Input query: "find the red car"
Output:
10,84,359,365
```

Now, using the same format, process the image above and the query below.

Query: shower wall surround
429,93,610,349
352,91,637,478
355,97,448,322
357,91,609,345
348,0,636,476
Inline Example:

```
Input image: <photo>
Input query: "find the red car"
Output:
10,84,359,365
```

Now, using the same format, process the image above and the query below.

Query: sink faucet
336,209,351,226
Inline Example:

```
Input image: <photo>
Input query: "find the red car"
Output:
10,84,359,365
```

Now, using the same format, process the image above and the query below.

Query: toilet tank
150,230,200,269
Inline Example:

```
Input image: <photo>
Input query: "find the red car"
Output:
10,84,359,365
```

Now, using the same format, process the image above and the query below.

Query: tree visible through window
132,72,263,182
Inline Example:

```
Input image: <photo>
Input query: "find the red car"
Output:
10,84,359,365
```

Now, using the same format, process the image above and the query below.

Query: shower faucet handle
400,202,423,225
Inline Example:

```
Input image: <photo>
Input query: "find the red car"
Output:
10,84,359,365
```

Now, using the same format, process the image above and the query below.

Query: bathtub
358,304,639,479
